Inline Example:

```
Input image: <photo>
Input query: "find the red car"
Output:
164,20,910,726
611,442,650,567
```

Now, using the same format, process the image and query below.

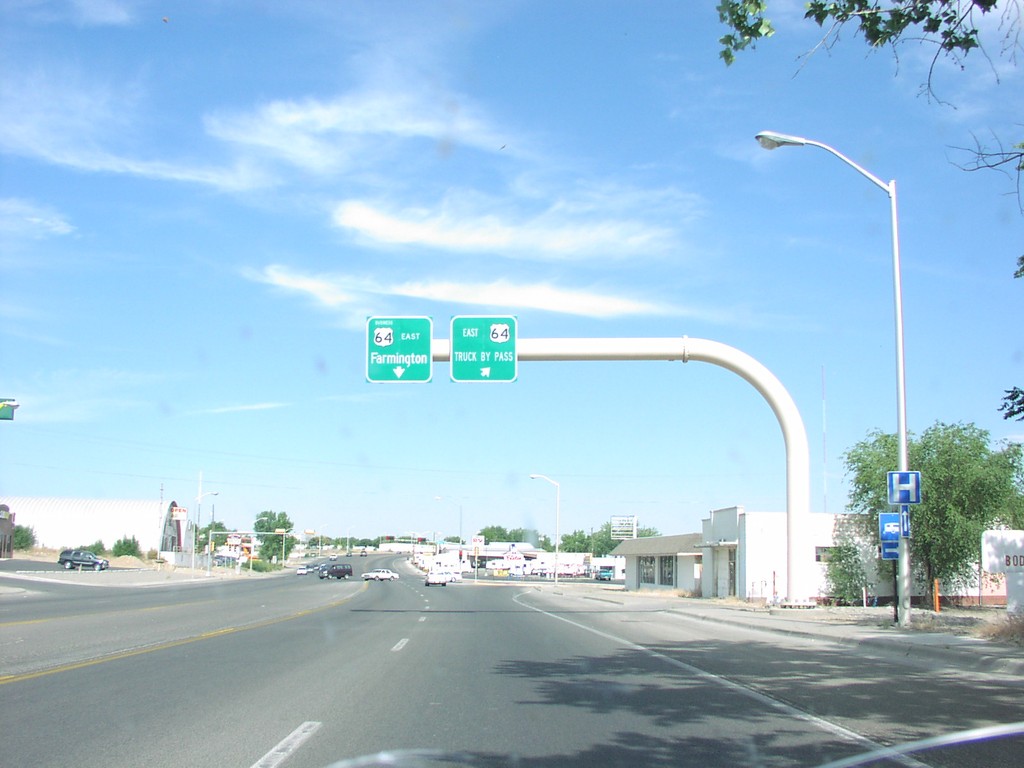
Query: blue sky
2,0,1022,544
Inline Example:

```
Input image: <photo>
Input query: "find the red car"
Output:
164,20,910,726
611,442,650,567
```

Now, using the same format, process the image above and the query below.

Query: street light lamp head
755,131,808,150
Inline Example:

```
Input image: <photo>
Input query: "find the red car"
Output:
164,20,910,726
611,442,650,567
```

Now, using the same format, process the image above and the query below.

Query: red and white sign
983,530,1024,572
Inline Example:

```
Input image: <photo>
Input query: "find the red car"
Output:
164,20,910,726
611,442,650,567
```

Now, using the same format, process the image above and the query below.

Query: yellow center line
0,598,223,629
0,583,367,686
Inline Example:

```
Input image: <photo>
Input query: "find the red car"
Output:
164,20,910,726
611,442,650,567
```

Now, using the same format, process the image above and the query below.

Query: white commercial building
611,534,703,593
0,496,173,555
613,506,839,602
700,506,835,602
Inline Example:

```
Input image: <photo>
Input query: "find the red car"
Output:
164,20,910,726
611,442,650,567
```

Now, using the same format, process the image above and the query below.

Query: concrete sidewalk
550,582,1024,678
667,598,1023,677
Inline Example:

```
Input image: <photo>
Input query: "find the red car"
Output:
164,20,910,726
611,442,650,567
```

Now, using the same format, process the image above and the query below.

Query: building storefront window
659,555,674,585
639,556,656,584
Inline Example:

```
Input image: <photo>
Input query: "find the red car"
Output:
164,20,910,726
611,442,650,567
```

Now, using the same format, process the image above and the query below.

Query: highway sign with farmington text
450,316,517,382
366,316,433,383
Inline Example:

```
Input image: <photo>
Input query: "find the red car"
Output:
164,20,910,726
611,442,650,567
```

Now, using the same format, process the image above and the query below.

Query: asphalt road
1,556,1021,768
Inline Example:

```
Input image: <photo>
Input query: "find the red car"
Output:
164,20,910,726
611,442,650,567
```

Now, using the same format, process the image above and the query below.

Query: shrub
246,558,279,573
13,524,36,550
112,535,142,558
78,540,106,555
982,613,1024,647
825,542,869,605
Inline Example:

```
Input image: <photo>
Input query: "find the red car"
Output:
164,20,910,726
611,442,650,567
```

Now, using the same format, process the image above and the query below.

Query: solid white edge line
511,591,928,768
251,721,322,768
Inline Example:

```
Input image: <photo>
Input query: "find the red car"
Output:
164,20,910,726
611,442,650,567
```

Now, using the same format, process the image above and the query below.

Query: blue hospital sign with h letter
887,471,922,506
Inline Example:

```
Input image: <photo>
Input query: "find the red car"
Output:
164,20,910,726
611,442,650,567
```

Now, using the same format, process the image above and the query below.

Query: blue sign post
887,471,921,541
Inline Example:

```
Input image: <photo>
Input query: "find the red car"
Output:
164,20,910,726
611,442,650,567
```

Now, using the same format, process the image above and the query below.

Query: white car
424,570,451,587
295,565,308,576
362,568,399,581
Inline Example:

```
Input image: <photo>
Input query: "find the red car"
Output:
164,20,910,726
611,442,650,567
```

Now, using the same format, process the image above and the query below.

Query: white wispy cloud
196,402,291,415
390,278,668,318
205,89,510,175
245,264,674,321
0,69,271,191
70,0,134,26
0,198,75,238
331,198,678,259
8,368,166,424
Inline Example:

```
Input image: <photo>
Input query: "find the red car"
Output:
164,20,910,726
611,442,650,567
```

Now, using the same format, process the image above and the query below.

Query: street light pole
529,474,561,586
434,495,464,545
193,471,219,577
755,130,912,626
206,503,216,576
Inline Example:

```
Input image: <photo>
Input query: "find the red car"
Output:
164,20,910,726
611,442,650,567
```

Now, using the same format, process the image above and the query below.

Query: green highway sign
450,316,517,382
366,316,433,383
0,399,19,421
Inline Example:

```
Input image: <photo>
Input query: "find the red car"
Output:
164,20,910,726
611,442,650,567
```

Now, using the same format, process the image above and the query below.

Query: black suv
319,563,353,580
58,549,110,571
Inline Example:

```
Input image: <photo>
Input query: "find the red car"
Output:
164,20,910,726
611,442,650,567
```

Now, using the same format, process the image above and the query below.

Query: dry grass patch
979,613,1024,646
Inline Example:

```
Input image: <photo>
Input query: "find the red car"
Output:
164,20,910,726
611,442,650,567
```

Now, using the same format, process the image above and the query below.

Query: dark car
58,549,110,571
319,563,353,579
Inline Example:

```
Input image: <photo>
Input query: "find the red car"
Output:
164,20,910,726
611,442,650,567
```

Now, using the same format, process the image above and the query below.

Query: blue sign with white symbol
899,505,912,539
879,512,901,542
887,471,922,505
880,512,901,560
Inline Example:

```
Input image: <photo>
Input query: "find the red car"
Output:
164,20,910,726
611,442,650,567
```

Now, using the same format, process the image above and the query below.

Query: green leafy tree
589,525,616,557
562,522,662,557
999,256,1024,420
508,528,544,547
825,543,870,604
254,510,296,563
560,529,592,553
196,520,229,555
477,525,511,543
112,535,142,558
844,422,1024,601
824,515,872,604
13,524,36,550
718,2,1014,74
